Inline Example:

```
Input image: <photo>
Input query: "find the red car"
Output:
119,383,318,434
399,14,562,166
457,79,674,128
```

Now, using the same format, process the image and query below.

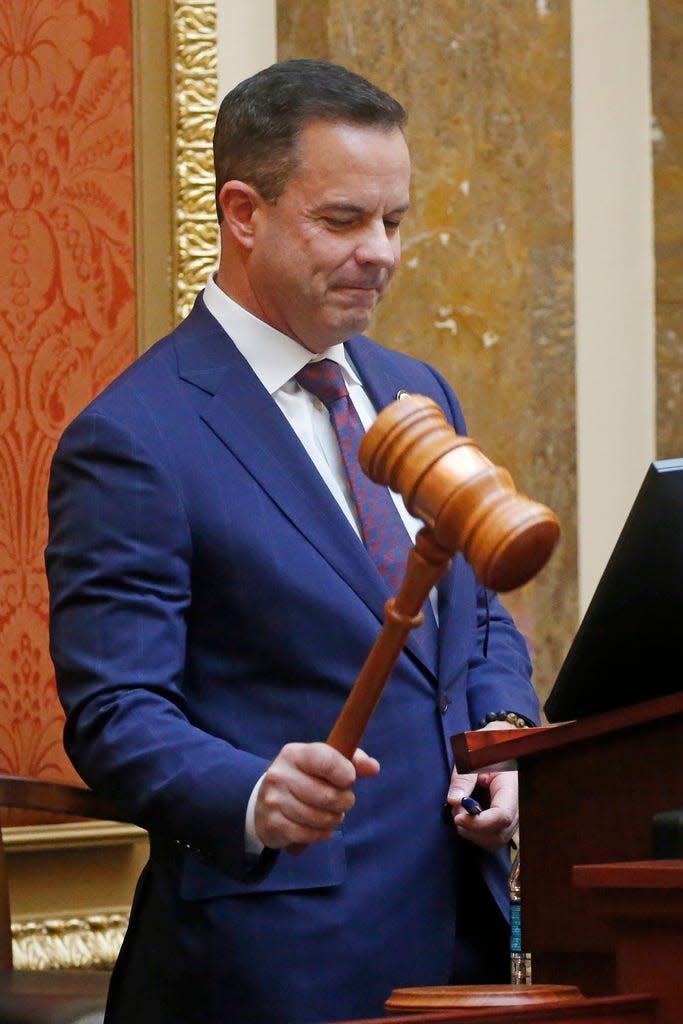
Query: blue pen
461,796,482,816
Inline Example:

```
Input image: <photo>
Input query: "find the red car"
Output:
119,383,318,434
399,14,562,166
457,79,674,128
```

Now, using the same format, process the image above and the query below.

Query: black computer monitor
544,457,683,723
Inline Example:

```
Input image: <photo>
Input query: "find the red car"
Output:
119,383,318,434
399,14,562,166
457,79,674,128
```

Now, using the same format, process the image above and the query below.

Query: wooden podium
450,690,683,1024
331,694,682,1023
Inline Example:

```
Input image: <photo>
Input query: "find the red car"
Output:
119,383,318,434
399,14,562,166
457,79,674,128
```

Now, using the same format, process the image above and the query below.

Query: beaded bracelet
478,710,536,729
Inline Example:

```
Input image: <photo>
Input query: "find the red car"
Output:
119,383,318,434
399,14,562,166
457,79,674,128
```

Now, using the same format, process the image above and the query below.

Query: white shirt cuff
245,773,265,855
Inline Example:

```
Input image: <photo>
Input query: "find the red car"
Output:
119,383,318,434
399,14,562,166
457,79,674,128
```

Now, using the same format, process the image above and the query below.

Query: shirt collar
203,274,361,394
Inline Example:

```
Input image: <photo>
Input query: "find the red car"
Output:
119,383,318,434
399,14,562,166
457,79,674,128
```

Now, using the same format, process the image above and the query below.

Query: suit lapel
176,302,437,679
175,302,390,627
345,334,404,412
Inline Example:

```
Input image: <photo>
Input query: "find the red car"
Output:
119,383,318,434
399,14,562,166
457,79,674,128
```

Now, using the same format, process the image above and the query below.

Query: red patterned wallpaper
0,1,136,791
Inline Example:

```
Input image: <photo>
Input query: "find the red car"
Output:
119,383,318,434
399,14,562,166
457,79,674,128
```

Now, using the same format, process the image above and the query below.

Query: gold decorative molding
171,0,219,320
5,823,148,970
4,820,146,853
12,911,127,971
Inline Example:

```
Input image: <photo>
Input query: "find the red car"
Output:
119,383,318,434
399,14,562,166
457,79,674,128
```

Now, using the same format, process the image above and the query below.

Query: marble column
651,0,683,461
278,1,576,700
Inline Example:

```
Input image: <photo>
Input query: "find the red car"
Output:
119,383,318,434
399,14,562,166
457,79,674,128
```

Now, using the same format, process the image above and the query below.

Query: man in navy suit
45,60,540,1024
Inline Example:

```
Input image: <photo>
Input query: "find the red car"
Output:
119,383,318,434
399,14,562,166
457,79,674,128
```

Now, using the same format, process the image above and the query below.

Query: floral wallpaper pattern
0,0,136,794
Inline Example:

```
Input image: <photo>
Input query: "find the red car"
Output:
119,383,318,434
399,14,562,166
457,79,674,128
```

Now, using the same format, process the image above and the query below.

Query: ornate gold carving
172,1,219,320
13,912,127,971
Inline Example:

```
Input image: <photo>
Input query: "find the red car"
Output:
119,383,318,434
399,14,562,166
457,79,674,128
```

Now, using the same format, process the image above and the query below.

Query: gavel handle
326,528,452,759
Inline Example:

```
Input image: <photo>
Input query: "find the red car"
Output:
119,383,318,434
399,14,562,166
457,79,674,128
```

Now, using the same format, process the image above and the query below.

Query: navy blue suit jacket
46,294,539,1023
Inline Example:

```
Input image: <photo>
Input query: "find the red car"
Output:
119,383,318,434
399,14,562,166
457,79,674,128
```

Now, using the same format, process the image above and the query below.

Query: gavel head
359,394,560,592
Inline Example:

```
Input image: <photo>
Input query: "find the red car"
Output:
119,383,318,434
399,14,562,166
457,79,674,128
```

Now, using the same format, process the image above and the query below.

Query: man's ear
218,180,261,250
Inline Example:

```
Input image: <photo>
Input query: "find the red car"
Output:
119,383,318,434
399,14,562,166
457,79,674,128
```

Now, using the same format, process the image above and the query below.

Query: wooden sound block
384,984,583,1012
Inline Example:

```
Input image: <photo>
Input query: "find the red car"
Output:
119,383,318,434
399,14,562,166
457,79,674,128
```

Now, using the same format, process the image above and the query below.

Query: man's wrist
477,710,536,729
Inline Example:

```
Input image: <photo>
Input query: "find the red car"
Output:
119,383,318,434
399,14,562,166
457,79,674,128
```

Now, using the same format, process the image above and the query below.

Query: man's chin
335,294,380,329
339,309,374,338
300,315,372,353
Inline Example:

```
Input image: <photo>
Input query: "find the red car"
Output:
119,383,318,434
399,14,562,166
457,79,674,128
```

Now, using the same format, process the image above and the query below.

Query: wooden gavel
326,393,560,758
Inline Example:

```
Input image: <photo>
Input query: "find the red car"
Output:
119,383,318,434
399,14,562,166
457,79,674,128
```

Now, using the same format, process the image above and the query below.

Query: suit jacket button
439,693,450,714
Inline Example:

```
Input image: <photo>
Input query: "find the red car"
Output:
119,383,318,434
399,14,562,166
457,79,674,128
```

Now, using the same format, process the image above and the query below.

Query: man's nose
355,222,398,268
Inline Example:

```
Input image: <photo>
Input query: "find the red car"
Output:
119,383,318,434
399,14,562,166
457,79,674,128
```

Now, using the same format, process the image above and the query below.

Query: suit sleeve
46,409,269,879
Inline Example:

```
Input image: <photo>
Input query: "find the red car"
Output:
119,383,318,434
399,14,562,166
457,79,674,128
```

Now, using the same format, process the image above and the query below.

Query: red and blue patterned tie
295,358,437,663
